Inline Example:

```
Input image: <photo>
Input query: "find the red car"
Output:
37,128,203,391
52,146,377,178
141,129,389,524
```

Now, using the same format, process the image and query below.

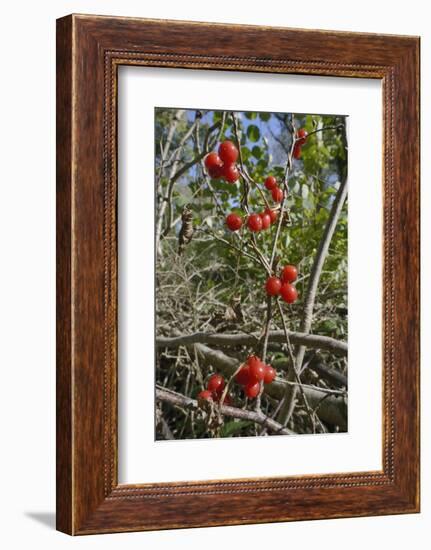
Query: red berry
247,354,261,366
263,365,276,384
244,381,260,399
296,128,308,145
280,283,298,304
264,176,277,190
222,163,240,183
265,208,278,224
248,358,265,382
271,187,284,202
205,152,223,176
226,213,243,231
265,276,282,296
246,355,262,380
235,365,251,386
208,164,223,178
260,212,271,230
293,143,302,159
218,140,239,164
197,390,213,404
281,264,298,283
207,374,225,394
247,213,263,232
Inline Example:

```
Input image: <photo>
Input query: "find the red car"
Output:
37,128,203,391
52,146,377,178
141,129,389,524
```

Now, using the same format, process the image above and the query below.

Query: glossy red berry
265,276,282,296
218,140,239,164
226,213,243,231
263,365,276,384
222,163,240,183
281,264,298,283
248,358,265,382
235,365,251,386
271,187,284,203
244,380,260,399
209,165,223,178
247,355,263,383
247,354,261,368
293,143,302,160
207,374,225,394
264,176,277,191
280,283,298,304
296,128,308,145
260,212,271,230
197,390,213,404
205,152,223,177
265,208,278,224
247,213,263,232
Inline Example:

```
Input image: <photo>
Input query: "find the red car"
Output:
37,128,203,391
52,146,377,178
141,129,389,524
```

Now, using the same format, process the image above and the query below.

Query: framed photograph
56,14,420,535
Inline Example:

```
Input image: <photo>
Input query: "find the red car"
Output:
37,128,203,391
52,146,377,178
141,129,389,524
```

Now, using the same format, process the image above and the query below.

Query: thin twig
260,297,272,363
277,160,348,425
156,329,347,356
191,344,347,429
275,299,323,433
156,387,294,436
156,117,222,250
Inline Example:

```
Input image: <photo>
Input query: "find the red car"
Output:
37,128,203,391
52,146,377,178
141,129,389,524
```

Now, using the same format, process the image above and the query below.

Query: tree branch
273,356,348,389
277,169,348,425
156,387,294,436
190,344,347,429
309,356,348,388
156,330,347,356
156,117,222,252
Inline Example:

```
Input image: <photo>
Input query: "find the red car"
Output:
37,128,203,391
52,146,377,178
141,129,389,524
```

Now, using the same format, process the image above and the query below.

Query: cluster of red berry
197,129,304,409
224,173,284,233
225,207,278,233
265,264,299,303
235,355,276,398
204,140,240,183
197,374,232,405
242,175,285,232
263,175,284,203
197,356,277,405
293,128,308,159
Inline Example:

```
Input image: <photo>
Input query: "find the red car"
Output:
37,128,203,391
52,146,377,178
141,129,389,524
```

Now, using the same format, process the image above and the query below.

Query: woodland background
155,108,348,439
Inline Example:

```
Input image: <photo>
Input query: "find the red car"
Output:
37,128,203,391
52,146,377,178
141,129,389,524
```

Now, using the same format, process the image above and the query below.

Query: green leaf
220,420,254,437
252,145,262,159
318,320,338,333
241,147,252,162
245,112,257,120
247,124,260,142
259,112,271,122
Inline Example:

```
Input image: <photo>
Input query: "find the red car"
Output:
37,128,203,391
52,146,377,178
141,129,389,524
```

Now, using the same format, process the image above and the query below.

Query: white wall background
0,1,427,548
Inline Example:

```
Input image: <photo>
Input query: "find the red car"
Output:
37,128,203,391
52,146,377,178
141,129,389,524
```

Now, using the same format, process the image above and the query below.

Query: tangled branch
156,330,347,356
156,387,294,436
277,171,349,425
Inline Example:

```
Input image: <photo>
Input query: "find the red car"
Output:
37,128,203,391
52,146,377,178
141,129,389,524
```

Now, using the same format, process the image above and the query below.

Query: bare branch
274,356,348,389
156,117,222,252
277,169,348,425
192,344,347,429
156,387,294,436
156,330,347,356
309,356,348,388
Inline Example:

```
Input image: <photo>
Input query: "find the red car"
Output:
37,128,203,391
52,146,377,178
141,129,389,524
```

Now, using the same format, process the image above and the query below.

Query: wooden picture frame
56,14,420,535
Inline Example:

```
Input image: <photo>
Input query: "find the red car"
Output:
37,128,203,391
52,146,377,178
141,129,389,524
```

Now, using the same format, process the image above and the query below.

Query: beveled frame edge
56,14,420,535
